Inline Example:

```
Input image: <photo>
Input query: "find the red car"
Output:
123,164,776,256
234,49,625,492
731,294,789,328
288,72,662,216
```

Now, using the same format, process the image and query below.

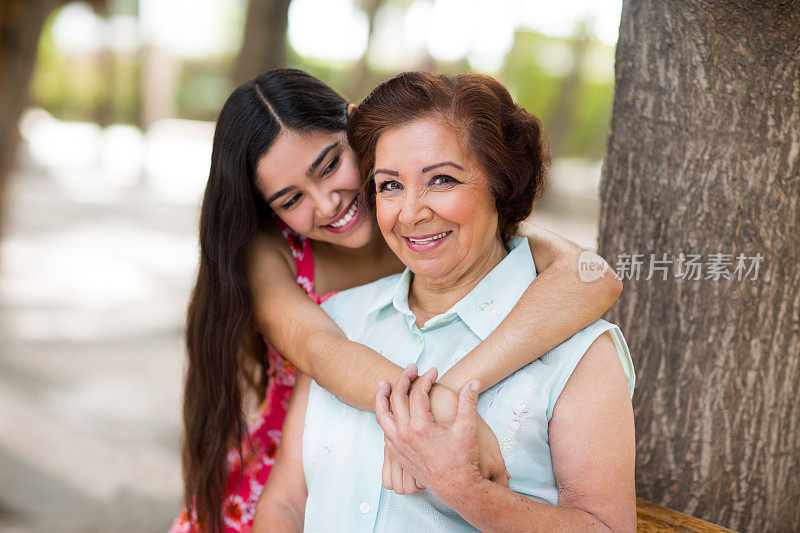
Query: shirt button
360,502,371,514
415,335,422,344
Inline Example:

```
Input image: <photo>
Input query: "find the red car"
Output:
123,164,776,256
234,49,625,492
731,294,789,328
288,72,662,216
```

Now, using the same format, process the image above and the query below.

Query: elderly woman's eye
431,175,460,187
377,180,402,192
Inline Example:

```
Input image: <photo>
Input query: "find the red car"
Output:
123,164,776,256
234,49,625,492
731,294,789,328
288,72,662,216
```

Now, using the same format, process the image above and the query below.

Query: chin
405,259,449,280
331,219,376,248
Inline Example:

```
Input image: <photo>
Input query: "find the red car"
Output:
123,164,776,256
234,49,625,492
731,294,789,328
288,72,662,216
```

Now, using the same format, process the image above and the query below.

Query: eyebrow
422,161,464,173
373,169,400,177
307,142,340,176
372,161,465,179
266,186,296,205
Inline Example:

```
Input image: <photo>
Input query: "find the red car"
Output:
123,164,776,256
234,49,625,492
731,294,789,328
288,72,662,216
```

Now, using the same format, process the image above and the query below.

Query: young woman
171,68,622,533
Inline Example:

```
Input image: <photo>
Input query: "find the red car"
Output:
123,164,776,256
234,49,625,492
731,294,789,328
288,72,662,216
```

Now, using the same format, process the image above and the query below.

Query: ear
347,103,357,117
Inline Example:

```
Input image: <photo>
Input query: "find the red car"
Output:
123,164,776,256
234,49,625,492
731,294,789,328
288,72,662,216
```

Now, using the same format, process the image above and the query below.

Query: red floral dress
171,217,337,532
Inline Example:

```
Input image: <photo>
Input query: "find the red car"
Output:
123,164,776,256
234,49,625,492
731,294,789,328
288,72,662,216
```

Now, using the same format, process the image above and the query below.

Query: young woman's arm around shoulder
247,222,621,411
437,221,622,393
245,227,405,410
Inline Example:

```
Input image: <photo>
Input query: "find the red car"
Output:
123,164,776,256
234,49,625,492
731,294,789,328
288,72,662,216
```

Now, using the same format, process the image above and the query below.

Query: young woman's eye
431,174,460,187
281,193,302,209
321,155,341,176
377,180,402,192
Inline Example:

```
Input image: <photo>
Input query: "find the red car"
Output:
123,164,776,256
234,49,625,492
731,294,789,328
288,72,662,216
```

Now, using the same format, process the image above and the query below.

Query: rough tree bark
598,2,800,531
233,0,292,86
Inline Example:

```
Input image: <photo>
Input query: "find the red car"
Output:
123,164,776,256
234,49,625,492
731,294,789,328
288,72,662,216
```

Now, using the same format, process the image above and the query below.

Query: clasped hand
375,363,509,498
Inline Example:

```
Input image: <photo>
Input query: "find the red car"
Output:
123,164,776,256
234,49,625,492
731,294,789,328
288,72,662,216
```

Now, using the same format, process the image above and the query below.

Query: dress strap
271,215,317,295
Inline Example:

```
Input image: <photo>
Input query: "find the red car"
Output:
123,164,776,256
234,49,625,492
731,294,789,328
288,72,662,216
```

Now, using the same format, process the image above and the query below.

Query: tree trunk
233,0,292,86
346,0,381,101
0,0,61,239
598,2,800,532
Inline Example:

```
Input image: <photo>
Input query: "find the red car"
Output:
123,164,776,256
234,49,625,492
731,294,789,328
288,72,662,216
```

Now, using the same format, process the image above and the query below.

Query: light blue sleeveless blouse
302,237,635,532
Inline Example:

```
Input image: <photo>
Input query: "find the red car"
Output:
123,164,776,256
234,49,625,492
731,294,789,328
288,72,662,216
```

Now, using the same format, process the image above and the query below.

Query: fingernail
469,380,479,392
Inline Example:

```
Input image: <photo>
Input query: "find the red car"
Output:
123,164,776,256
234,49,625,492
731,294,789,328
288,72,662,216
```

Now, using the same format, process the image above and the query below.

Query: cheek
375,198,401,242
431,189,485,229
279,205,316,235
334,154,362,190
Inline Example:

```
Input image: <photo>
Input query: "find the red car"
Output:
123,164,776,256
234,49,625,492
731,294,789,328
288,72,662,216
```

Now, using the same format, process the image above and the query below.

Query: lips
402,230,452,252
321,195,361,234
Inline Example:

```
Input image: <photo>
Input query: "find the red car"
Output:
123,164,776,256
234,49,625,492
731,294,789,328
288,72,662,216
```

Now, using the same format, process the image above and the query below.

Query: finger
402,469,419,495
375,381,398,441
382,443,393,490
455,380,480,433
391,448,405,495
390,364,416,431
409,367,437,423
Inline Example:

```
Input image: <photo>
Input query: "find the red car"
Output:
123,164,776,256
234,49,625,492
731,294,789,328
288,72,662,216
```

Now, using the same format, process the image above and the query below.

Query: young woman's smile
321,194,362,233
255,128,374,247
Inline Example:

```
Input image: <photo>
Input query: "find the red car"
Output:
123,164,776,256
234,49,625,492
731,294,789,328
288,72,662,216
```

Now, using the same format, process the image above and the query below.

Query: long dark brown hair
183,68,348,532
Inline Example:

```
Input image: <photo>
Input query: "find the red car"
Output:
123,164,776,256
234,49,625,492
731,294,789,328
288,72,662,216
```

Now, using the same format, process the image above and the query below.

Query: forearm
439,252,621,392
305,330,458,416
302,329,404,411
252,499,304,532
446,479,610,533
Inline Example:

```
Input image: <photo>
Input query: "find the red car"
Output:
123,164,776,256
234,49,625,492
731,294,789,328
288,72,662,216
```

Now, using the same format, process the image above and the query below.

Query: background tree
598,1,800,531
0,0,64,239
234,0,292,85
0,0,109,242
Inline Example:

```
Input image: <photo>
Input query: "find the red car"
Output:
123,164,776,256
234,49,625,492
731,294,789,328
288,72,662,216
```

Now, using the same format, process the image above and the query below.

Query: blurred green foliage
33,14,141,125
30,14,614,159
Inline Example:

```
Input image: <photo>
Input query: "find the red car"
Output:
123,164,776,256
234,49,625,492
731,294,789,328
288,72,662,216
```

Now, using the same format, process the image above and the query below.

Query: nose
397,188,433,228
309,185,341,222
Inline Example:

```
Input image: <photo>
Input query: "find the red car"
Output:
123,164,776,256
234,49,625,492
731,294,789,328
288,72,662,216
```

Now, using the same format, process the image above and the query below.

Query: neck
409,237,507,325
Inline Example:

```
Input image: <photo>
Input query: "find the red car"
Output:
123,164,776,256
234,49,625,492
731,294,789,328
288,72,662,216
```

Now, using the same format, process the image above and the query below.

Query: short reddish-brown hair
347,72,550,239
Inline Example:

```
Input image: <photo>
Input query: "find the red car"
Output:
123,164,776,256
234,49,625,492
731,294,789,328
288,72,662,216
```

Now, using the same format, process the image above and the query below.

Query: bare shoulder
245,222,296,283
558,331,631,413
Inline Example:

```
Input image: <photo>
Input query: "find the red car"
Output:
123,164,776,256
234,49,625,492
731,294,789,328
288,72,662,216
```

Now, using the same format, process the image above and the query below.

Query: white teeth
329,197,359,228
408,231,450,244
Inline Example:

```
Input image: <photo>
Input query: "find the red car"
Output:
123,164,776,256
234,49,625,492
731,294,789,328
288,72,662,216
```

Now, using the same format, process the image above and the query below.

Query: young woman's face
255,127,375,248
373,116,502,282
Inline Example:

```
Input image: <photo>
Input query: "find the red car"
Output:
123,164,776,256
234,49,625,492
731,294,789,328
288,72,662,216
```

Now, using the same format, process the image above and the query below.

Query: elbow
602,266,623,303
570,251,622,311
590,256,622,311
293,329,319,378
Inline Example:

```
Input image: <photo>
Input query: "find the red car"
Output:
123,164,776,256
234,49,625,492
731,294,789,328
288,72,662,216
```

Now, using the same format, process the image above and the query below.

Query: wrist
428,383,459,423
437,471,491,513
435,372,460,391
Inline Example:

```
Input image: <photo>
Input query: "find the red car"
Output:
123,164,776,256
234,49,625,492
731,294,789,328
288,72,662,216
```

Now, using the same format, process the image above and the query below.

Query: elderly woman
253,72,636,532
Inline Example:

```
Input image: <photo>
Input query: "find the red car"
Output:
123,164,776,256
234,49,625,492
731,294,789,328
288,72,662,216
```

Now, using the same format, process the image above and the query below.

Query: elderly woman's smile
373,117,507,287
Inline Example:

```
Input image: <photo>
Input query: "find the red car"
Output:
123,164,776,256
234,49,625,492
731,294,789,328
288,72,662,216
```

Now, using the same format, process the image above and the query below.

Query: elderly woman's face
373,116,501,281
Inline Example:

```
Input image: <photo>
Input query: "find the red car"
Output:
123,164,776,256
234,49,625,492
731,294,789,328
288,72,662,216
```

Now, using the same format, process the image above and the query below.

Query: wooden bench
636,498,735,532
